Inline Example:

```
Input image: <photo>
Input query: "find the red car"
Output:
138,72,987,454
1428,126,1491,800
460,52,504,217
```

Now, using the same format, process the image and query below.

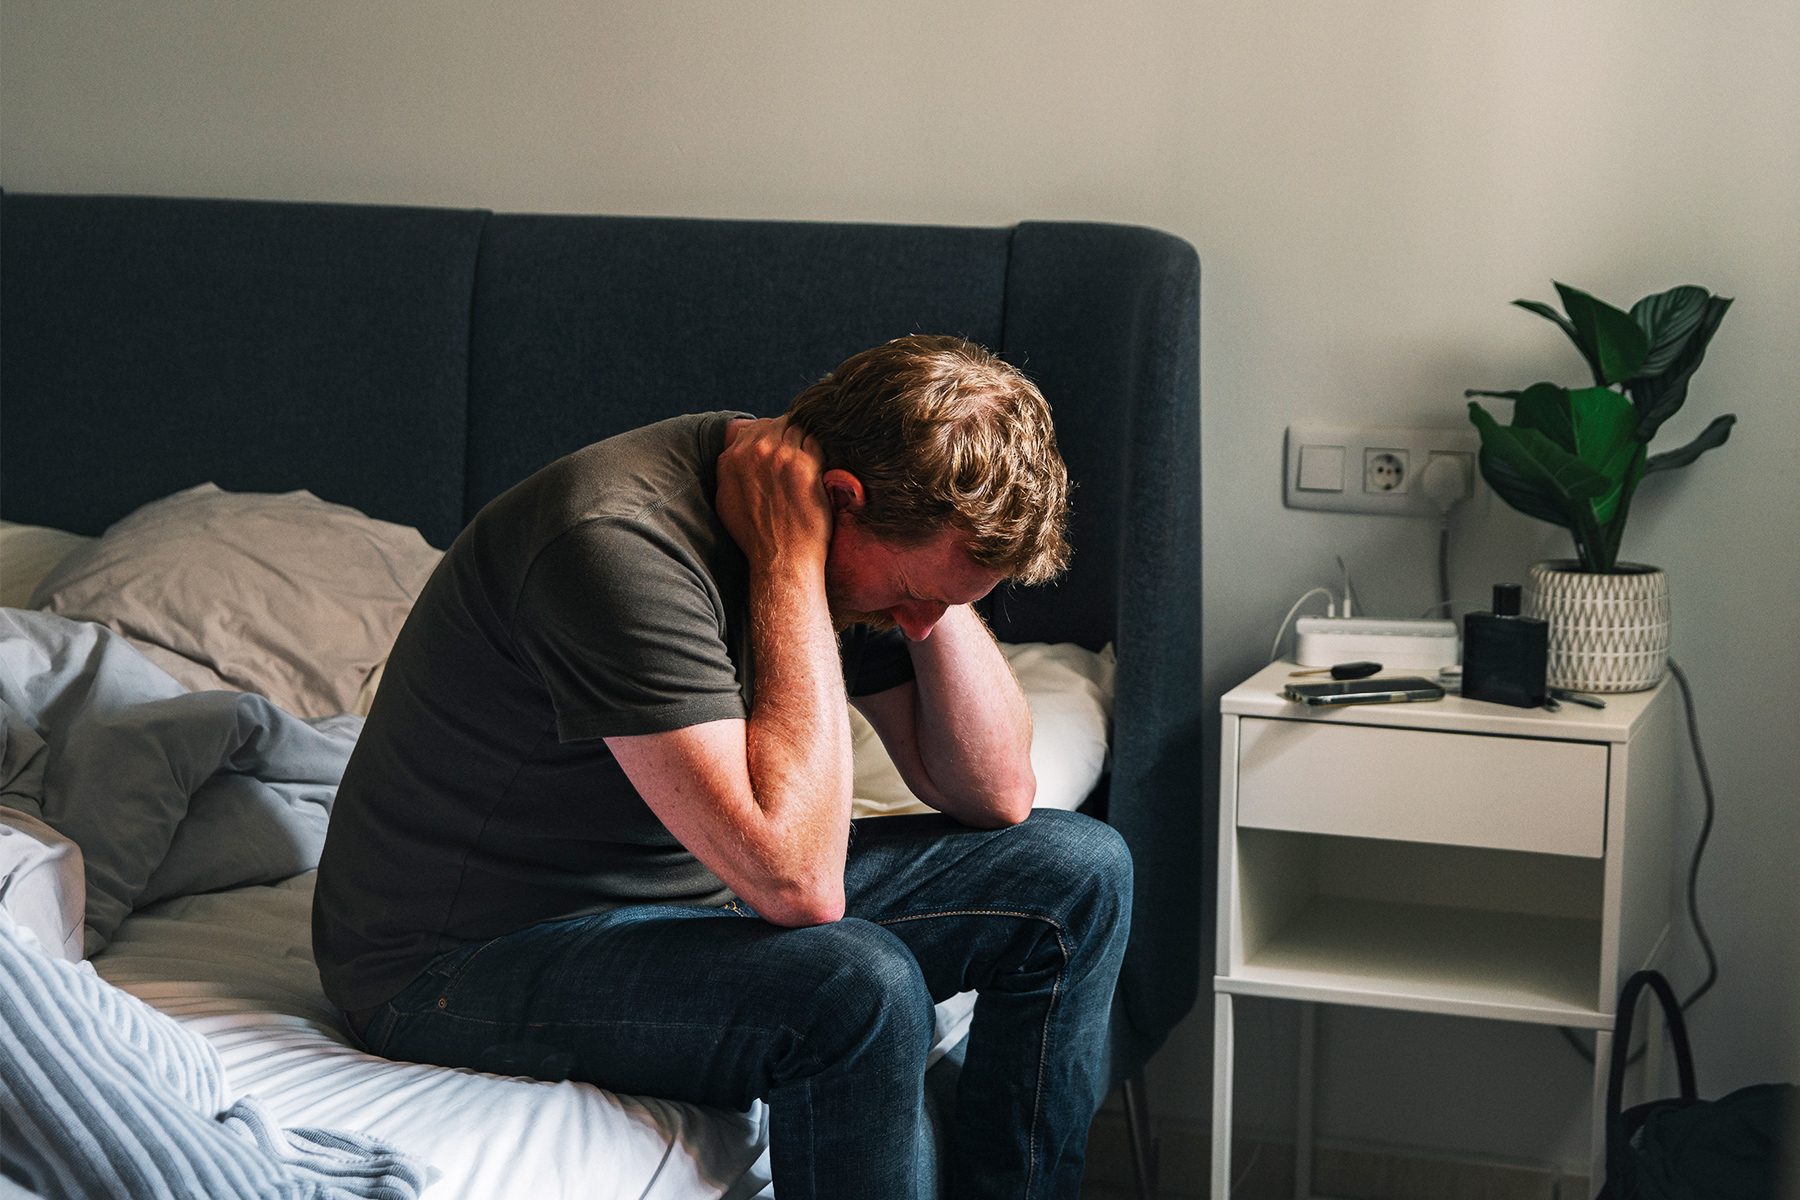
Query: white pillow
850,641,1115,819
0,809,86,963
0,520,93,608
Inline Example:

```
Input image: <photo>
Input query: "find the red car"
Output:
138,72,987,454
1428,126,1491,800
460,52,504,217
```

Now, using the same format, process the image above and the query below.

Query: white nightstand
1211,662,1679,1198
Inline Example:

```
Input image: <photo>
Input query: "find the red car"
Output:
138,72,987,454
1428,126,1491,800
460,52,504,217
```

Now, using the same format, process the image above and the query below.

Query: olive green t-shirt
311,412,914,1011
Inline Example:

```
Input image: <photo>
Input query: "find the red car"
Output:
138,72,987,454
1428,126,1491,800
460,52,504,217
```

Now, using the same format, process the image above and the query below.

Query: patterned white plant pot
1525,560,1670,693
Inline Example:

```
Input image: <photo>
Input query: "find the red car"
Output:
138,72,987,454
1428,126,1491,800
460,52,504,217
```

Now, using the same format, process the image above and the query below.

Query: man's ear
822,469,866,517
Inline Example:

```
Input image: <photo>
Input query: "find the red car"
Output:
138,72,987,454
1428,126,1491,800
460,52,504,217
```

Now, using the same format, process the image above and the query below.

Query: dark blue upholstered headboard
0,191,1201,1081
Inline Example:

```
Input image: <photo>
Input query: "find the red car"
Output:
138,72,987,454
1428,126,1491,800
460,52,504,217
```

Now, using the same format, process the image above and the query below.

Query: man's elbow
995,788,1035,827
965,770,1036,828
751,878,846,928
1004,763,1039,822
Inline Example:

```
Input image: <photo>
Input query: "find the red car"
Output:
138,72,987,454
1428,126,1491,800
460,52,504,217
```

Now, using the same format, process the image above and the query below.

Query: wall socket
1286,423,1480,516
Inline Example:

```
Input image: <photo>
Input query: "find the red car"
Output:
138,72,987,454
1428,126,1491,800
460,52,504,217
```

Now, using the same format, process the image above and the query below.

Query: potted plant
1465,282,1736,692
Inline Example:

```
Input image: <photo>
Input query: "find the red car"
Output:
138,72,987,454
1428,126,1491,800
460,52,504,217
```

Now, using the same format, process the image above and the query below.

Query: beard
832,610,898,633
826,576,897,633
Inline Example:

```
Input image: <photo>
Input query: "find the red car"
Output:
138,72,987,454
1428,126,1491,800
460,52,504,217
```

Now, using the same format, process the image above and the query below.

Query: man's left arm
851,605,1036,827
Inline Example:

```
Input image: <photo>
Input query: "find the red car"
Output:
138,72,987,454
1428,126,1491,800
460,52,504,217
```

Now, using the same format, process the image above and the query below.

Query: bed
0,192,1201,1198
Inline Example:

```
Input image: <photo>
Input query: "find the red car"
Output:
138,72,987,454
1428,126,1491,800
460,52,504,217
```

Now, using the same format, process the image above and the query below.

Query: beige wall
6,0,1796,1171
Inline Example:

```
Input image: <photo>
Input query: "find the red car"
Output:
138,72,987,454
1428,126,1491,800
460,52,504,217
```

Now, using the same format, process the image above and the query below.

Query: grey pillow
32,485,442,718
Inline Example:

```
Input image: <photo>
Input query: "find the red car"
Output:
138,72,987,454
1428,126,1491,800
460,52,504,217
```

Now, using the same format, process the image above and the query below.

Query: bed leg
1122,1071,1159,1200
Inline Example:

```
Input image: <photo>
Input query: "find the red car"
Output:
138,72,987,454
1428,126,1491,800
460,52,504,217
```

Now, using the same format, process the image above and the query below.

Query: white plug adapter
1293,616,1459,670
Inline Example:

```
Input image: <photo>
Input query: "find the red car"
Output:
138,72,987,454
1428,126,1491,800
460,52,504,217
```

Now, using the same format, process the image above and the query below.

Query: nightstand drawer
1235,718,1607,856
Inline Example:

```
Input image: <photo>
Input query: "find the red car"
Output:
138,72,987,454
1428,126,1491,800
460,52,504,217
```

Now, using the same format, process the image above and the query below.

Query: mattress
6,509,1106,1196
92,872,978,1200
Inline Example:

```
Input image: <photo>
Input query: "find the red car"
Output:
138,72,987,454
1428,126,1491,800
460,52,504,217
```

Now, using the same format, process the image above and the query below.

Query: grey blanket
0,608,359,954
0,610,432,1197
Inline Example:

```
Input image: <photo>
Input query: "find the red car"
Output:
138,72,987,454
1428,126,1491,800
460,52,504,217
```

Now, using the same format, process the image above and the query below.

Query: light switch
1297,444,1345,492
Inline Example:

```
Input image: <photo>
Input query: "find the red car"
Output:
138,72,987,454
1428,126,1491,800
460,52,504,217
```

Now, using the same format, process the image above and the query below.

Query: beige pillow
32,485,443,719
0,521,94,608
850,641,1114,819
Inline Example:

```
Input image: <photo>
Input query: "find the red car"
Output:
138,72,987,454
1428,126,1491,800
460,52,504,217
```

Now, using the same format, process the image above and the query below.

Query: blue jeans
355,808,1132,1199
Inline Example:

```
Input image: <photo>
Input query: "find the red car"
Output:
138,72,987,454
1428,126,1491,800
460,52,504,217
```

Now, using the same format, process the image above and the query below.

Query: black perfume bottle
1461,583,1548,708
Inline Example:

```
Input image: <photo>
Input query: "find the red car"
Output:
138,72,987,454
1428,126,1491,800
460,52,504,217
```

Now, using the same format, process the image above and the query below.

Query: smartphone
1283,676,1447,706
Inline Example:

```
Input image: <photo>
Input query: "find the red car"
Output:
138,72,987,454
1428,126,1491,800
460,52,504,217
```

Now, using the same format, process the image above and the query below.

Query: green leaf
1631,285,1709,377
1565,386,1640,525
1556,283,1650,385
1644,413,1736,474
1629,294,1733,440
1467,401,1611,535
1473,444,1577,528
1512,298,1581,347
1508,382,1578,453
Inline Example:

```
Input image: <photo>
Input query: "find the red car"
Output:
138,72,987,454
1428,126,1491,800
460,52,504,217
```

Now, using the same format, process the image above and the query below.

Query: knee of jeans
1026,811,1134,935
797,919,934,1066
1028,810,1132,889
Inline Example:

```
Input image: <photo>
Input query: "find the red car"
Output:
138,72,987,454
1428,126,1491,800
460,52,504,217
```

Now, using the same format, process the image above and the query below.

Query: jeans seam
874,906,1069,1197
362,1004,397,1052
402,1007,802,1041
435,933,508,993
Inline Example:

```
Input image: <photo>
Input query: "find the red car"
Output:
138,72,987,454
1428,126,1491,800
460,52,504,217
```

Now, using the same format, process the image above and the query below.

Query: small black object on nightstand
1461,583,1548,708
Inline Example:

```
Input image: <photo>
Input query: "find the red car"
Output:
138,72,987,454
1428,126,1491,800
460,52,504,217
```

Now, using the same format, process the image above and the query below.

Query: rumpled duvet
0,608,358,955
0,609,434,1198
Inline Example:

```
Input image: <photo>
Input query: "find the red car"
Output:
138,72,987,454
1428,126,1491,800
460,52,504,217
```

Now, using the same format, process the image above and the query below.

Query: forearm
742,555,853,918
908,605,1035,825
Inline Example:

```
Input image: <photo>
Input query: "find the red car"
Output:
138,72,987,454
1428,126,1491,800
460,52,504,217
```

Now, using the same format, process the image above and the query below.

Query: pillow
353,656,389,717
0,809,85,964
850,641,1114,820
31,485,443,719
0,520,93,608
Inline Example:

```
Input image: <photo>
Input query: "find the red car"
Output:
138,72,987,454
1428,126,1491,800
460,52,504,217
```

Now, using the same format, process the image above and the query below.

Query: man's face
824,522,1004,641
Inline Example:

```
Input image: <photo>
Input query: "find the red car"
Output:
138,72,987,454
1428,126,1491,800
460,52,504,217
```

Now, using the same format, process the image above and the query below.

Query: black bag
1598,969,1795,1200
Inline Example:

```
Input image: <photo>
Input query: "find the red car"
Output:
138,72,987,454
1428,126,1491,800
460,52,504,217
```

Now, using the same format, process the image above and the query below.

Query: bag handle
1605,969,1697,1192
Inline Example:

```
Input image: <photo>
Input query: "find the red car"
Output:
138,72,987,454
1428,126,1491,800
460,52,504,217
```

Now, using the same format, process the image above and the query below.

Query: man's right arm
604,418,852,927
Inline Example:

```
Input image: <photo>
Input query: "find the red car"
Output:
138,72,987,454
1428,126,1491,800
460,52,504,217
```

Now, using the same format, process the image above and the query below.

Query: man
312,334,1132,1198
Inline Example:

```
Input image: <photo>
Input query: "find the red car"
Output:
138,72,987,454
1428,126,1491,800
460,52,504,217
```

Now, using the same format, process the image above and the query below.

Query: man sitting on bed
312,334,1131,1199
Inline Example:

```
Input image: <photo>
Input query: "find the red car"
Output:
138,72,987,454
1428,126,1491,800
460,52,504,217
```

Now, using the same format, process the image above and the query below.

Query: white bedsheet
92,872,978,1200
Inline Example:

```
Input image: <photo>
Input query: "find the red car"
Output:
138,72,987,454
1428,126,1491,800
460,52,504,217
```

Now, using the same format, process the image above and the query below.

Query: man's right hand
606,414,853,928
715,417,832,577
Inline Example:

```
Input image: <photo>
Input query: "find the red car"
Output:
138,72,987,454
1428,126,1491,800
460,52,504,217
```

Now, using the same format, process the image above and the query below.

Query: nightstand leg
1211,991,1235,1199
1589,1028,1612,1197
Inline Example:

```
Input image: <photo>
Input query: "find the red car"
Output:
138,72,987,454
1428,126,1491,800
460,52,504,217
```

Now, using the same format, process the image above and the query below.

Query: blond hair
786,335,1071,585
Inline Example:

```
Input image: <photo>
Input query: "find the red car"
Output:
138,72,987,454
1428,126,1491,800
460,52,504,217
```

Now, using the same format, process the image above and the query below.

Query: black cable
1558,657,1719,1067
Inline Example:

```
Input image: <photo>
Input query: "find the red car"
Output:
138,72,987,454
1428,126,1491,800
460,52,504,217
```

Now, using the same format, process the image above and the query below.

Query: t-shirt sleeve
840,624,917,697
513,520,748,741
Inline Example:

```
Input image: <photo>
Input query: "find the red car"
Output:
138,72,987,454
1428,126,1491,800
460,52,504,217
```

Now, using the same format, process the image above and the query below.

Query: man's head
786,335,1072,638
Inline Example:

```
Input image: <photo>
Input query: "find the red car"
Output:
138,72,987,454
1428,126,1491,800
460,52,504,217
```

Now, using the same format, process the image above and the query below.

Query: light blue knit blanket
1,902,431,1198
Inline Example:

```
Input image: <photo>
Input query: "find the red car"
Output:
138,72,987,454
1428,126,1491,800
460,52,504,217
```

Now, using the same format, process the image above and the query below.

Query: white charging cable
1267,586,1336,663
1419,455,1471,617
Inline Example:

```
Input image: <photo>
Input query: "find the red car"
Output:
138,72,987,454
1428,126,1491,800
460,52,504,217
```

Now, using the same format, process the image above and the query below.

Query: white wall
6,0,1796,1173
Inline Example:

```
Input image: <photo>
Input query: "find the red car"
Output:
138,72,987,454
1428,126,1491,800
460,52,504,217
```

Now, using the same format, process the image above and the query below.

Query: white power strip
1294,616,1459,670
